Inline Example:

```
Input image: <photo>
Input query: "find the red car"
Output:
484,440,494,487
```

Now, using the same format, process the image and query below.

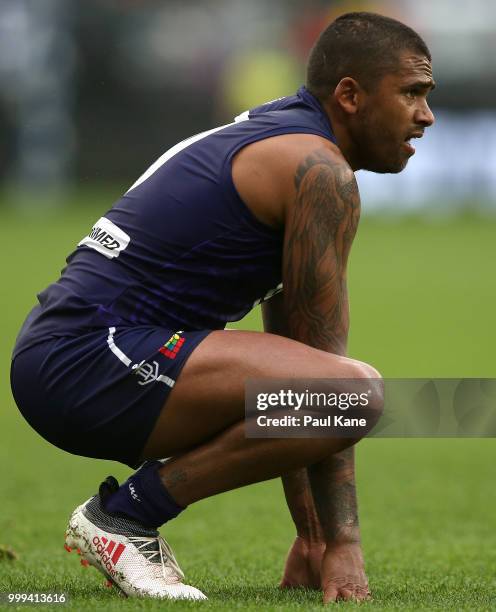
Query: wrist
325,521,361,545
296,533,326,547
324,526,361,546
295,517,324,545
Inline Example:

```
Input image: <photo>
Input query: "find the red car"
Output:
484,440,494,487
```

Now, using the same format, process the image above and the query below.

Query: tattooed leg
157,419,355,507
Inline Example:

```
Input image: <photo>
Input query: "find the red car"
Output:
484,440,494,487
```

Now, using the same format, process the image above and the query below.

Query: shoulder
284,142,361,268
291,144,359,223
232,133,357,228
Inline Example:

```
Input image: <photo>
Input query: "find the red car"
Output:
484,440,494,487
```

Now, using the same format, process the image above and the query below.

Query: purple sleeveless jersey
13,86,335,357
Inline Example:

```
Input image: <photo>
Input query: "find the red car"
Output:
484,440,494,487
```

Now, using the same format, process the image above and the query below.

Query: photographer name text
256,414,367,428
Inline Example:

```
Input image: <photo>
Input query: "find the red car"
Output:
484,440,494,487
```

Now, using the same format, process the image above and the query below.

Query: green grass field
1,193,496,610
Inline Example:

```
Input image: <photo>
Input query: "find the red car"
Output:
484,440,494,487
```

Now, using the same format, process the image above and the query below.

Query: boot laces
129,535,185,580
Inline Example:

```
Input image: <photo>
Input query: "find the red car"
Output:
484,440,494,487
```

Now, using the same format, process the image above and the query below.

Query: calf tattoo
161,467,188,490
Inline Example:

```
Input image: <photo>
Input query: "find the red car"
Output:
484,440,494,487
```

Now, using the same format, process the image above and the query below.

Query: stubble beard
354,115,408,174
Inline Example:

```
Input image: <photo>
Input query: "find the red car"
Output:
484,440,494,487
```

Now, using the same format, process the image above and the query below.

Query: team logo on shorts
159,332,185,359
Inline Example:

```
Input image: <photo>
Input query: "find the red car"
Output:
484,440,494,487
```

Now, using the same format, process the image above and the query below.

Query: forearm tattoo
284,149,360,355
282,150,361,542
282,469,324,542
308,447,360,543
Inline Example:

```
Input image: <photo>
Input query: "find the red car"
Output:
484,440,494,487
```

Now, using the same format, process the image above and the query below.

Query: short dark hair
306,12,431,99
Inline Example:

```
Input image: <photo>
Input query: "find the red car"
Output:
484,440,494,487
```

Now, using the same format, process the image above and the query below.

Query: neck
320,98,361,172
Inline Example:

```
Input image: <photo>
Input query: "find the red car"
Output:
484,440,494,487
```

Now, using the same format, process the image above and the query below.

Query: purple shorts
10,326,211,467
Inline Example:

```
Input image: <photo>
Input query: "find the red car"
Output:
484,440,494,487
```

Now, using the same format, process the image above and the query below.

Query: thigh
141,329,372,459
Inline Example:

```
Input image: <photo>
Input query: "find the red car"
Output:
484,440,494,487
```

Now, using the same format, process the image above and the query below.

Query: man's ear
334,77,362,115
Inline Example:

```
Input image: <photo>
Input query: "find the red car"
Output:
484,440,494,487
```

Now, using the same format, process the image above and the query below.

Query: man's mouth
403,131,424,154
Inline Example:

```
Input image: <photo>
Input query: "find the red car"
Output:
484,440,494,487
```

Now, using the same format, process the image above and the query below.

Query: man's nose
415,101,435,127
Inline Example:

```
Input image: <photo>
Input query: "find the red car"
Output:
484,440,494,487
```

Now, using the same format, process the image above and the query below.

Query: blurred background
2,0,496,213
2,2,496,608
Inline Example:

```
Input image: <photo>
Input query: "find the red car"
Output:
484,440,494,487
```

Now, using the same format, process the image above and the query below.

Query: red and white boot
64,478,206,601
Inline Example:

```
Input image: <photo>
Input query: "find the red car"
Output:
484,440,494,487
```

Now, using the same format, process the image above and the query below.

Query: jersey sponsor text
78,217,131,259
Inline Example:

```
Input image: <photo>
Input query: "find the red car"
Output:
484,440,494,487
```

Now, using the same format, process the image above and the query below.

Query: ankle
105,462,185,529
158,463,192,506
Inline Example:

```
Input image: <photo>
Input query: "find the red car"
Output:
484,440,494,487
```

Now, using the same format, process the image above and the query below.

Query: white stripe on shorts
106,327,175,388
107,326,132,367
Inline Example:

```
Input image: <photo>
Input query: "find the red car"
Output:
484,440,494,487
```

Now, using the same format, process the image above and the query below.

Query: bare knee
349,360,384,422
324,356,384,423
341,357,382,381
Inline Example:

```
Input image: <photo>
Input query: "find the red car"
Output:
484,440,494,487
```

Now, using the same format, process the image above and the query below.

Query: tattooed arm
282,146,358,353
283,144,361,524
262,143,367,599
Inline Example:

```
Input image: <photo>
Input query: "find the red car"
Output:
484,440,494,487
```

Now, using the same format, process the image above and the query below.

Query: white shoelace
129,536,185,581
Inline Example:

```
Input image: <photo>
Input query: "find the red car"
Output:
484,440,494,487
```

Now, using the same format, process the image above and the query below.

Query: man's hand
280,536,325,590
280,537,371,603
321,541,370,603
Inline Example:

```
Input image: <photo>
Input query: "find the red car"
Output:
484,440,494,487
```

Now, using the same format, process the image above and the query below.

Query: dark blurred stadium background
2,3,496,608
2,0,496,213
